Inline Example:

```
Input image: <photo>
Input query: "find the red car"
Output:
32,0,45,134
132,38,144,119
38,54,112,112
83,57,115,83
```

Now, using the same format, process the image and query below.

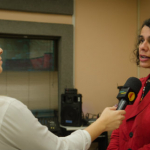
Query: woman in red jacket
107,18,150,150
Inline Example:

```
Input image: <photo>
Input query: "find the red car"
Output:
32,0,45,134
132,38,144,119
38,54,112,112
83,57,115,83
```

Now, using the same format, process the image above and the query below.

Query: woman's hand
85,106,126,141
98,106,126,131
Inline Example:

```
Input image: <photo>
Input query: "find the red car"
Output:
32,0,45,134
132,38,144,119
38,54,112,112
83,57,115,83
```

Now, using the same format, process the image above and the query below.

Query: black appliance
61,92,82,127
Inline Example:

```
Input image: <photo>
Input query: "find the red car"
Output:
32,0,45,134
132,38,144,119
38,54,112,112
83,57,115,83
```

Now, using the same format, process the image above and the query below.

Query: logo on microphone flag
128,92,135,101
119,91,126,94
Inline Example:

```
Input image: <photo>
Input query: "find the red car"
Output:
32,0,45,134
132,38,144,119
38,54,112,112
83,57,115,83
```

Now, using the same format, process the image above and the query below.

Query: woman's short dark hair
134,18,150,65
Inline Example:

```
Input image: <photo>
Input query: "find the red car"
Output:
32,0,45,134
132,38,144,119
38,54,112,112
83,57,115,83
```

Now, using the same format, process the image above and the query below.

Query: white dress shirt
0,96,91,150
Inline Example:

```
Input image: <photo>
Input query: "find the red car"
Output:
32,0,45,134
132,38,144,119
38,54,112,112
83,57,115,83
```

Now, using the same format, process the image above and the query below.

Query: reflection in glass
0,37,57,71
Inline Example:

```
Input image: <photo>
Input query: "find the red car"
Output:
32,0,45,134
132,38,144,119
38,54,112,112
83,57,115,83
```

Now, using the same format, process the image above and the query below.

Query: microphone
116,77,142,110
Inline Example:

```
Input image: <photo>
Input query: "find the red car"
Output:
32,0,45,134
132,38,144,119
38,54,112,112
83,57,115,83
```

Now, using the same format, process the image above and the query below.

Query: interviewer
0,48,125,150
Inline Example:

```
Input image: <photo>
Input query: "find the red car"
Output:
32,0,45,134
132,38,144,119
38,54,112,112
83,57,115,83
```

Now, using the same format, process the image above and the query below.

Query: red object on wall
43,53,53,69
30,57,44,69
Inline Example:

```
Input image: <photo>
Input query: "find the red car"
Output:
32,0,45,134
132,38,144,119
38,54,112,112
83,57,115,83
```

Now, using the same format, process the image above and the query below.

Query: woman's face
0,48,3,73
139,25,150,68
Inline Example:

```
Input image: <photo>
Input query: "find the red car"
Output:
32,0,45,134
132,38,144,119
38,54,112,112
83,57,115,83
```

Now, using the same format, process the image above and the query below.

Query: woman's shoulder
0,96,28,126
140,77,145,82
140,75,149,83
0,96,27,109
0,95,19,103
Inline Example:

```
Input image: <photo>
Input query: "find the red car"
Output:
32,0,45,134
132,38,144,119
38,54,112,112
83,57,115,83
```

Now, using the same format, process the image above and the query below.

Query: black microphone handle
116,99,128,110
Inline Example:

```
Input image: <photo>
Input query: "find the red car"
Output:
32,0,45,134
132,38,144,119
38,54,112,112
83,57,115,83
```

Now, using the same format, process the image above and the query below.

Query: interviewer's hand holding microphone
85,77,142,142
85,106,126,141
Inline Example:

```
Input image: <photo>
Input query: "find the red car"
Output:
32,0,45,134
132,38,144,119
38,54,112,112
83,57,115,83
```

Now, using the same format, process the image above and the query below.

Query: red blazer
107,74,150,150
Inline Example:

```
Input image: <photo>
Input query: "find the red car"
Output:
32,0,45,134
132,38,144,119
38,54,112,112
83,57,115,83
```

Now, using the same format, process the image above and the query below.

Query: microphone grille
123,77,142,94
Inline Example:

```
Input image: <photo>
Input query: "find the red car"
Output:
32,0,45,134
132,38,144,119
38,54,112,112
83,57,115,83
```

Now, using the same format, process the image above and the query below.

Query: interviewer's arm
85,107,125,141
1,97,125,150
1,97,91,150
